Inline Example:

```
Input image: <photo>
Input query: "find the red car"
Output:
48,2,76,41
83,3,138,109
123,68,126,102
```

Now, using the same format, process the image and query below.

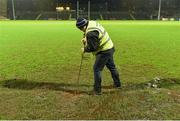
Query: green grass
0,20,180,119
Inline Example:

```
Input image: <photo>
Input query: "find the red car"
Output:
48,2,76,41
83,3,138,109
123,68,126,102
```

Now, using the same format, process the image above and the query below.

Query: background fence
0,0,180,20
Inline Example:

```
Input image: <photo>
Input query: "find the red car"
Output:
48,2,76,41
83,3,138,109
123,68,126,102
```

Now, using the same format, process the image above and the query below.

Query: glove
81,48,85,57
81,38,87,47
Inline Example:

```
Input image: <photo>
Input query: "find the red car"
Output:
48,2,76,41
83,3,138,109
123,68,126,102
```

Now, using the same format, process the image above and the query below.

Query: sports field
0,21,180,119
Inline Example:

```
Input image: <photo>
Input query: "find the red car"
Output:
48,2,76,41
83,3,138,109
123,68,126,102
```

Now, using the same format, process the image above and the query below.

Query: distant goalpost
76,0,91,20
158,0,162,20
11,0,16,20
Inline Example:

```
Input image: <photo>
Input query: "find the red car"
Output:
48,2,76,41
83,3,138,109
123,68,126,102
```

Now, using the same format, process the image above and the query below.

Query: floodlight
56,7,64,11
66,7,70,11
59,7,64,11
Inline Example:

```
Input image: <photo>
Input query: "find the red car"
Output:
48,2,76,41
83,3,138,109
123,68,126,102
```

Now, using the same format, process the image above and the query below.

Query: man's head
76,17,88,32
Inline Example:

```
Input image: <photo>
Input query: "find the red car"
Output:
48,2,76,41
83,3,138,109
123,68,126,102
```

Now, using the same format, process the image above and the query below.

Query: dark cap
76,17,88,28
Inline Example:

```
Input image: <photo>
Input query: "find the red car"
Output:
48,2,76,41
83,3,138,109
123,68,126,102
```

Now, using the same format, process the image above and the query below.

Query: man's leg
106,51,121,88
93,53,109,94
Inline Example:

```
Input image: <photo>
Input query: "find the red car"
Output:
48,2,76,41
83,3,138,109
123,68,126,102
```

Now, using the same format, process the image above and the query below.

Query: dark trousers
93,48,121,93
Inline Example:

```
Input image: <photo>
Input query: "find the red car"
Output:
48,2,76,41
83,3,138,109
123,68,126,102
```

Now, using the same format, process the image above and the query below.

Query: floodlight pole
56,0,59,20
77,0,79,19
11,0,16,20
158,0,162,20
88,0,91,20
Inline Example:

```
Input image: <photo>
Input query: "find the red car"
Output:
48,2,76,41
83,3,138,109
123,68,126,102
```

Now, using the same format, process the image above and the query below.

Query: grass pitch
0,20,180,119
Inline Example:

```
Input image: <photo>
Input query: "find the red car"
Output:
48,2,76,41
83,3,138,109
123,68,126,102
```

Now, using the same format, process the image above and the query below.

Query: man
76,17,121,95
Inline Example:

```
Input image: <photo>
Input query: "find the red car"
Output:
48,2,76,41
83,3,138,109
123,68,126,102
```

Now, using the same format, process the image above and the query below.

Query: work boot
93,84,101,95
94,91,102,95
113,84,122,89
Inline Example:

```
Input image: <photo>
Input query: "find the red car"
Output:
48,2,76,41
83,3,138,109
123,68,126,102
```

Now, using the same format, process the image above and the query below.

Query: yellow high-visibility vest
85,21,114,55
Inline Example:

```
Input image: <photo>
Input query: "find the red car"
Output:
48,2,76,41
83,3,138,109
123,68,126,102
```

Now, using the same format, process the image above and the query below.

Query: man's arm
84,30,100,52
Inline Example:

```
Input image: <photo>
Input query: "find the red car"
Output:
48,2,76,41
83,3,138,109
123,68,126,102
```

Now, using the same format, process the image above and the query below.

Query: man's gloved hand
81,38,87,46
81,48,85,56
